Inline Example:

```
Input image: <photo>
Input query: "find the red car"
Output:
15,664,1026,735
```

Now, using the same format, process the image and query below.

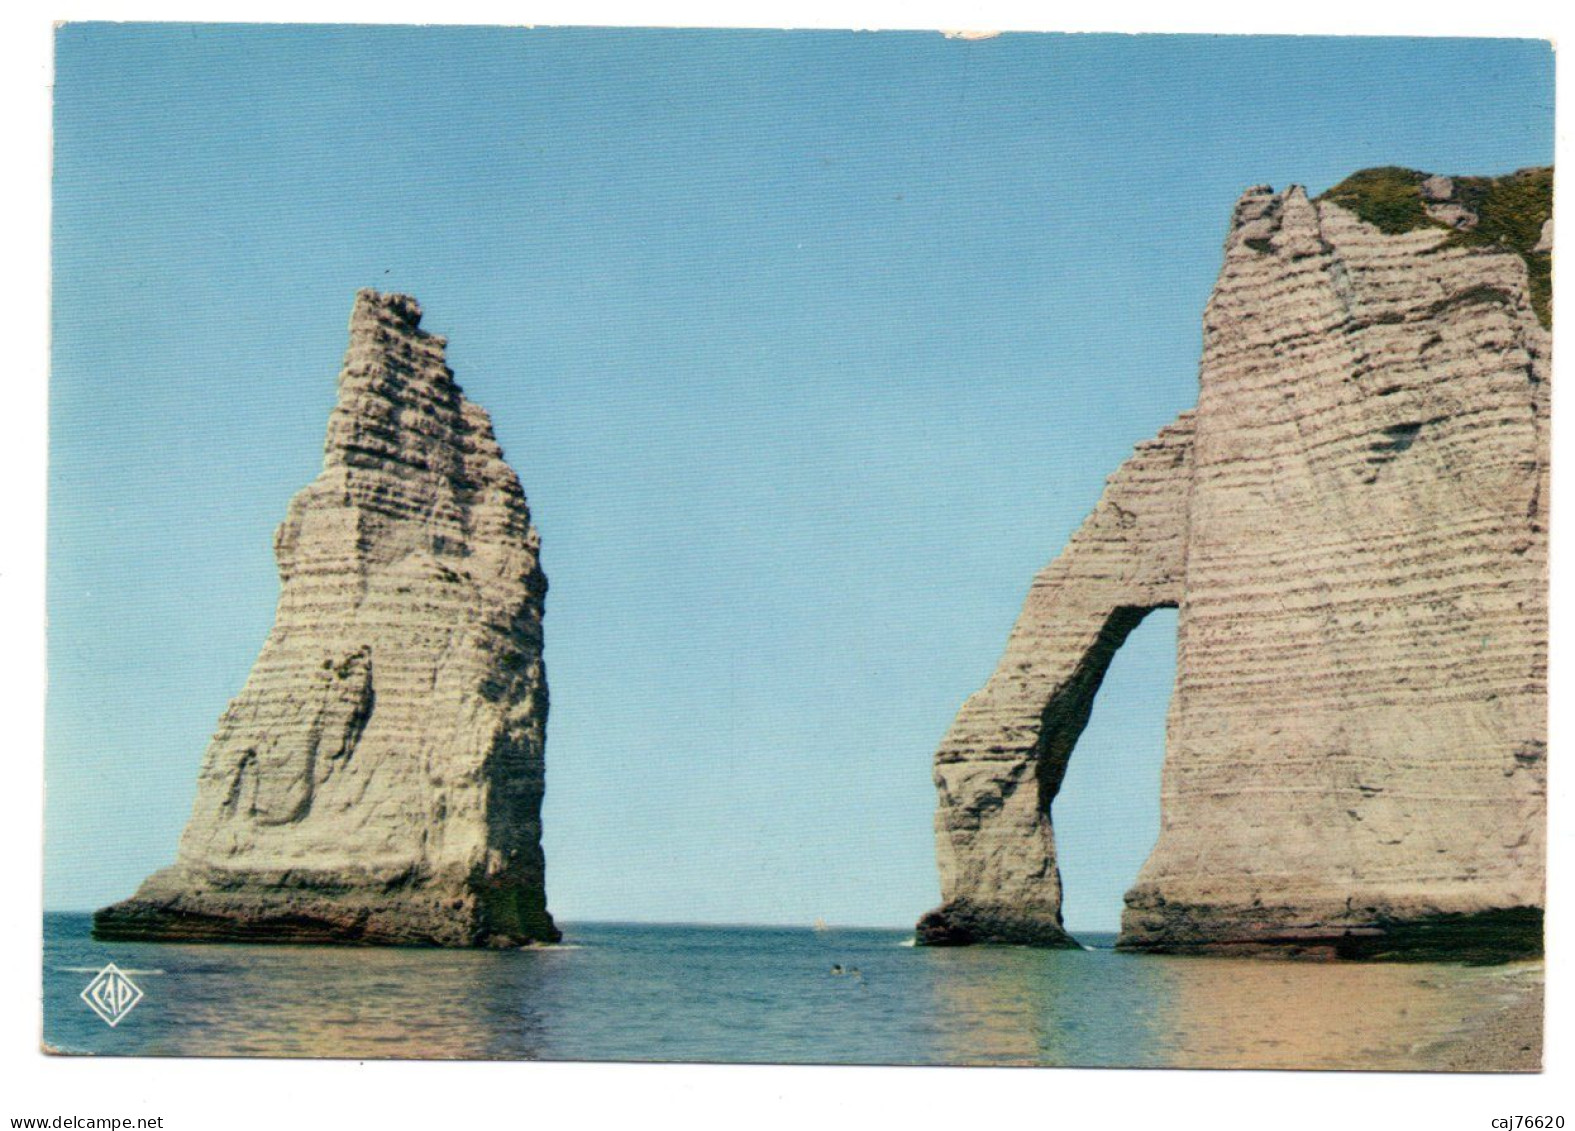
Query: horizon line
42,908,1125,935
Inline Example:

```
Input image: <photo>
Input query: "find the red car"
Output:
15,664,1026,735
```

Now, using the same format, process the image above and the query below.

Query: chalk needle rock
96,291,559,947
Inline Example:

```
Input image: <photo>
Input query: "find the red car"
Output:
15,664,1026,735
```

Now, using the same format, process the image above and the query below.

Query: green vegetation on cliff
1321,166,1434,234
1319,165,1552,327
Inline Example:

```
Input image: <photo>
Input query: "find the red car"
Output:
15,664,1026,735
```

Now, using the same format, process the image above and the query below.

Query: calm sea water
42,913,1535,1069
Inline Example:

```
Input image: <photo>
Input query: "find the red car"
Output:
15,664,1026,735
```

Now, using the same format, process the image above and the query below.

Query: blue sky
48,26,1552,930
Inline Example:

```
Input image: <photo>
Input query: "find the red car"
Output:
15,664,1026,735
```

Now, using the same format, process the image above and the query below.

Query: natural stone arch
923,172,1549,959
918,416,1193,946
1033,603,1173,817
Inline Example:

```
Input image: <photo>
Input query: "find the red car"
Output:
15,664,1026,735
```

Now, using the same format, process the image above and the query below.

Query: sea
42,913,1538,1069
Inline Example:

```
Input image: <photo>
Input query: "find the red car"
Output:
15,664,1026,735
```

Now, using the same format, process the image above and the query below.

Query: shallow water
43,913,1536,1068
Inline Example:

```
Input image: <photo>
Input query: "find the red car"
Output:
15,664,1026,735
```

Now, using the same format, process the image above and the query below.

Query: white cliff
920,168,1549,959
96,291,559,946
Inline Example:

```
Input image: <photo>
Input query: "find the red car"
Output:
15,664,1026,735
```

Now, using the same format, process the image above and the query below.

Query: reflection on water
1148,954,1532,1070
43,914,1537,1069
918,942,1180,1066
49,934,563,1059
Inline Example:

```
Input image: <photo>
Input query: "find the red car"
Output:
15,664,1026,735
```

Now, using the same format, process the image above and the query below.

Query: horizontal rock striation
921,168,1549,959
919,415,1194,947
96,290,559,947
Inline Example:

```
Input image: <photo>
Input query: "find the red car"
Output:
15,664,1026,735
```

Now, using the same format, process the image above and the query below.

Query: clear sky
48,26,1552,931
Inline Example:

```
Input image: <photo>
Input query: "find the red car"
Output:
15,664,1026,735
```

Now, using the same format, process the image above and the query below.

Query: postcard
43,23,1550,1074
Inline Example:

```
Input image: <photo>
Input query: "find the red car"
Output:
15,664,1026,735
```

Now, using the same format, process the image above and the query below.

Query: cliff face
95,291,559,947
920,169,1549,958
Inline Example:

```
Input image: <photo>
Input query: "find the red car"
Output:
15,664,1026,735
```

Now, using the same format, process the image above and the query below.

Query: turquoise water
42,913,1532,1068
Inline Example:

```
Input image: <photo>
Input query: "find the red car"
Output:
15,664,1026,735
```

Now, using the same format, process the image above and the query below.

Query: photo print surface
47,25,1550,1069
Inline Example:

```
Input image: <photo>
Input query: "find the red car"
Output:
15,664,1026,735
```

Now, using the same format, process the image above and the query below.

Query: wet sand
1418,962,1543,1073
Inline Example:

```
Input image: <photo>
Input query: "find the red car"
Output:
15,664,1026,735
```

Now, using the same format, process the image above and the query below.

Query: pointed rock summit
920,168,1550,958
96,290,559,946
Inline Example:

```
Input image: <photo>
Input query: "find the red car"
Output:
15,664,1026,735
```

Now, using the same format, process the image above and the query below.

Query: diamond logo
80,963,143,1027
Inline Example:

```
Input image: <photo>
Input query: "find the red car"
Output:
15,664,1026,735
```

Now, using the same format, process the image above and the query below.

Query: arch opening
1046,606,1178,942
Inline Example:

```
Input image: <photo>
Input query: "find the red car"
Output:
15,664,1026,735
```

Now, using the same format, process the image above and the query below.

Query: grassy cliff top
1317,166,1552,327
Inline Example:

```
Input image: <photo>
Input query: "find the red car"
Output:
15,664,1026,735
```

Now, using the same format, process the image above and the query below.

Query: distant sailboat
812,918,830,933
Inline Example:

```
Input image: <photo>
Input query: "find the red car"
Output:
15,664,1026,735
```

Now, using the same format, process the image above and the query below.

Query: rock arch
921,171,1548,958
918,415,1192,946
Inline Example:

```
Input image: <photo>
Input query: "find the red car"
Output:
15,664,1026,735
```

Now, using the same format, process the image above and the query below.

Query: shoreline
1415,962,1544,1073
